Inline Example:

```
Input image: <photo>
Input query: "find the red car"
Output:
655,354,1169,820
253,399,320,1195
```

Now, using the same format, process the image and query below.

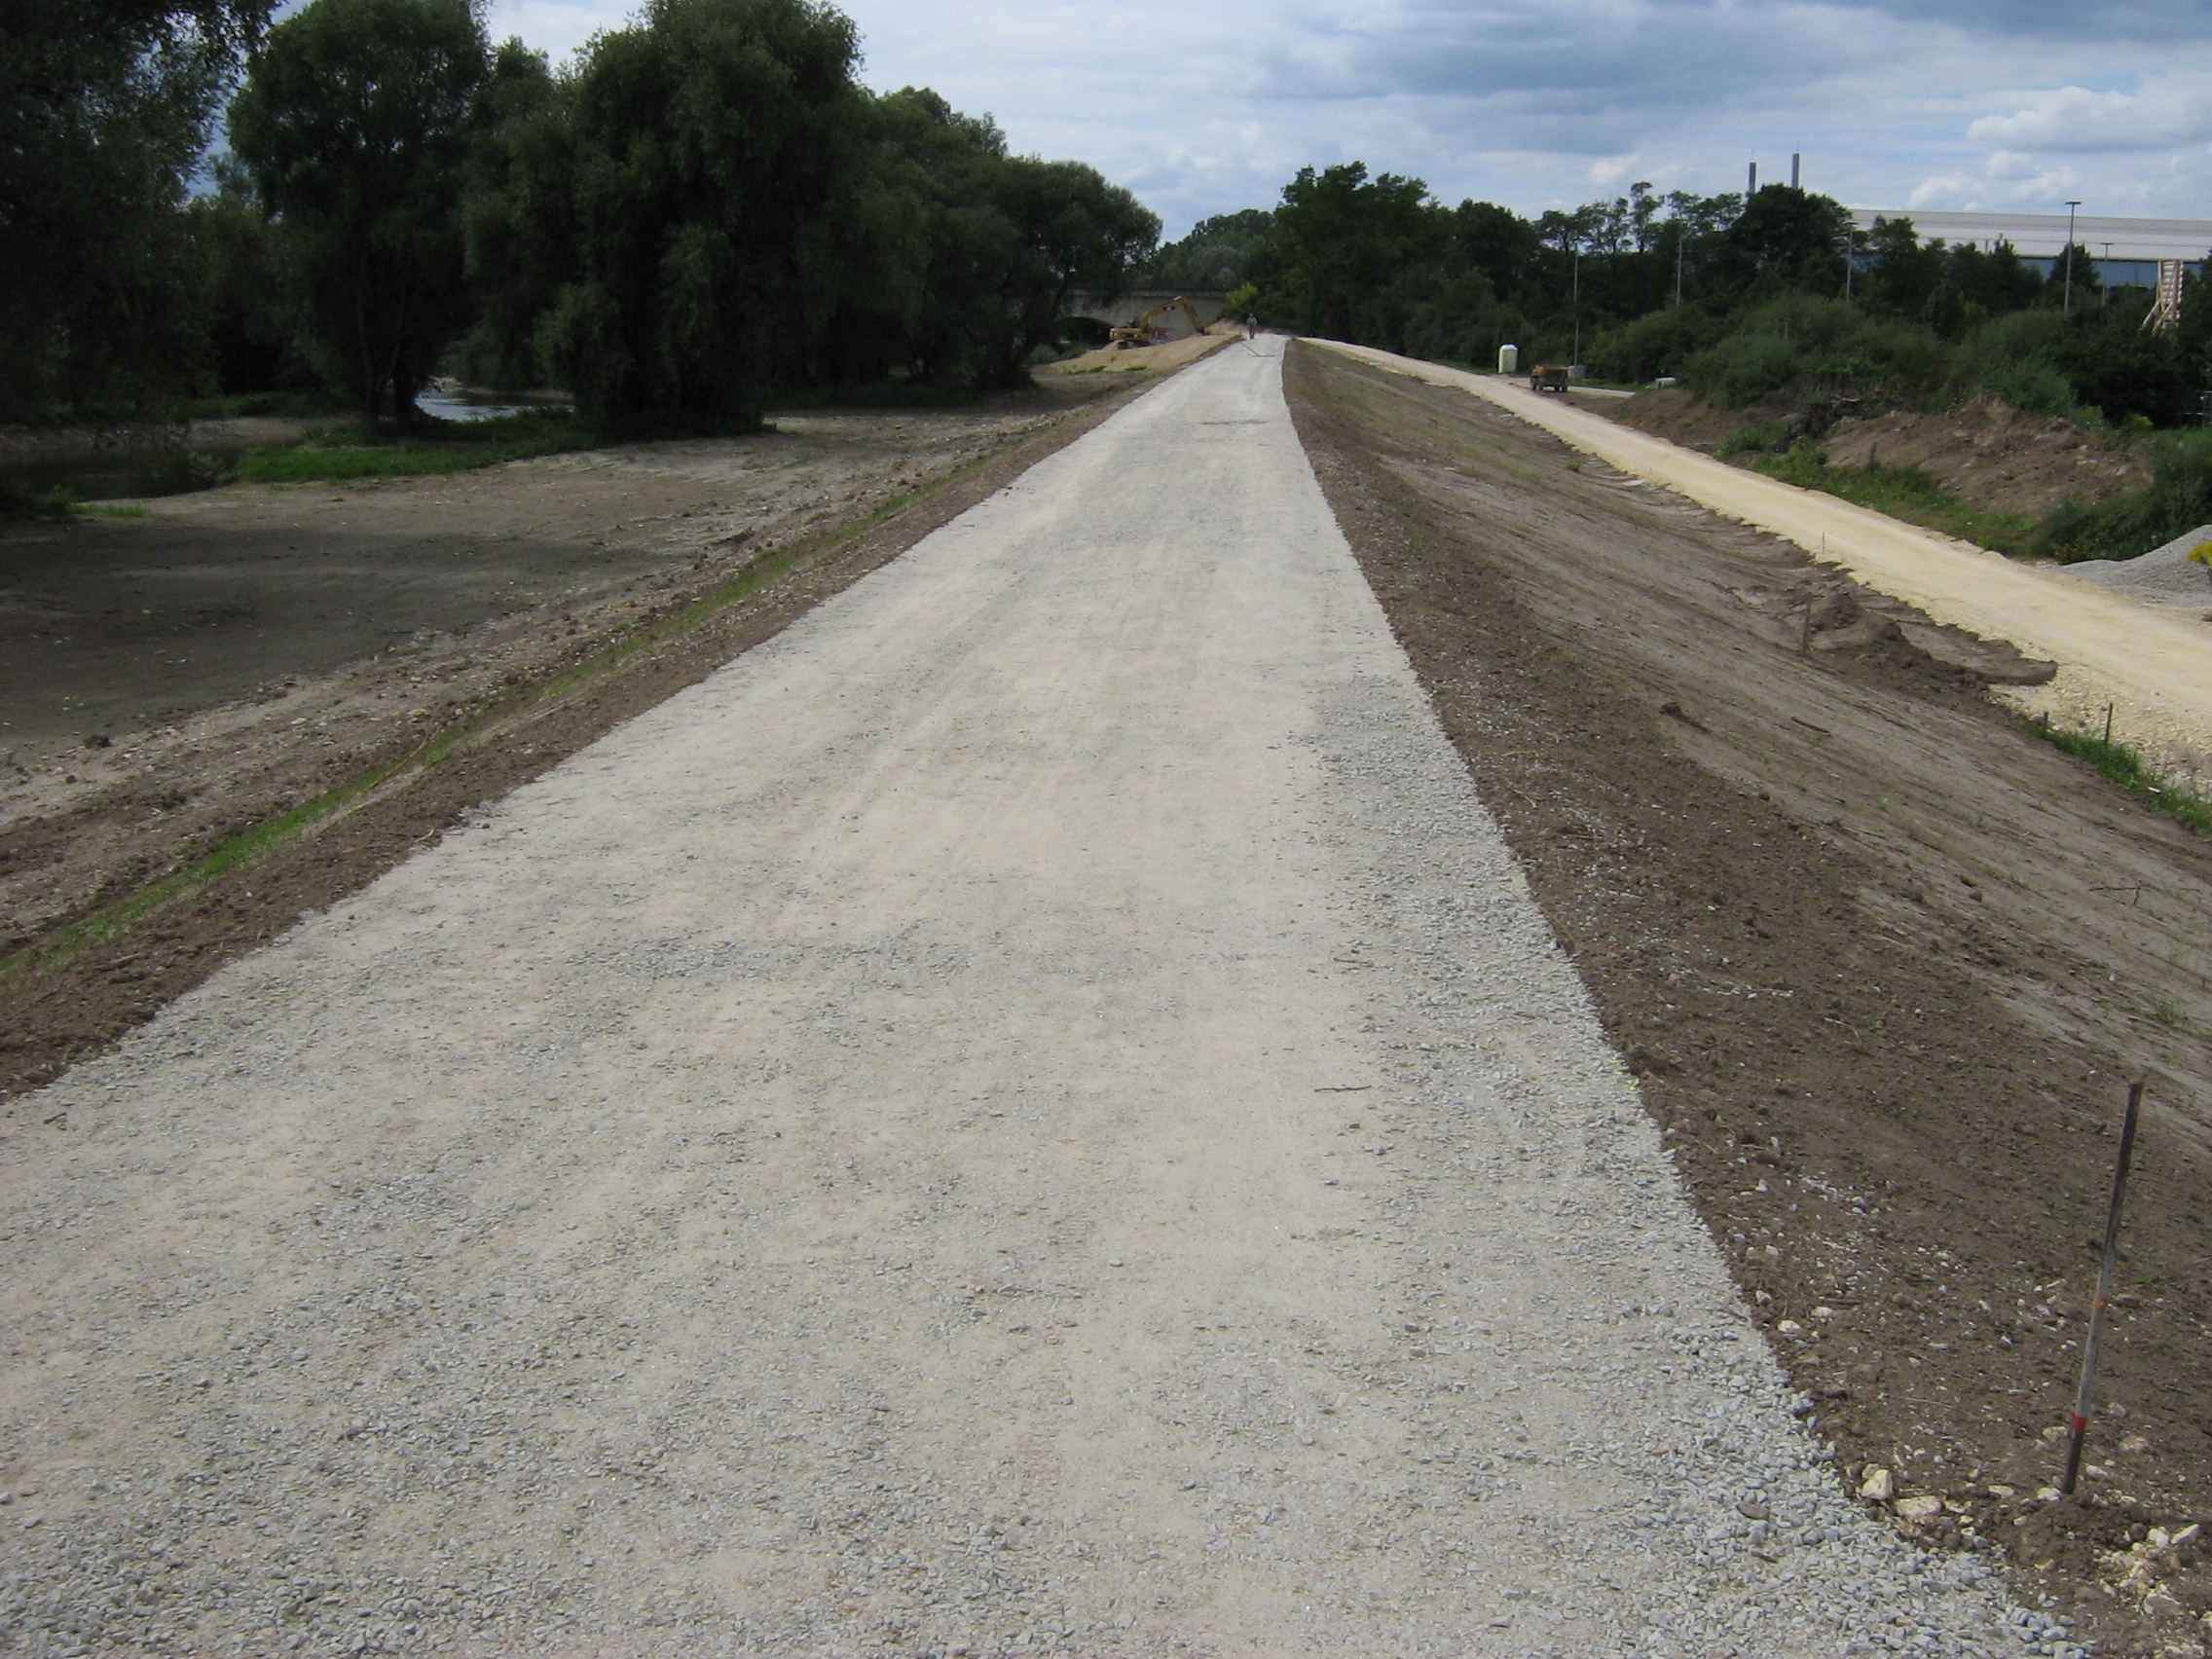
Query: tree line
1150,164,2212,429
4,0,1160,432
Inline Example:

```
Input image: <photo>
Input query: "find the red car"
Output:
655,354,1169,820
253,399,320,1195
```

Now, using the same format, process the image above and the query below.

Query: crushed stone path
2,340,2035,1656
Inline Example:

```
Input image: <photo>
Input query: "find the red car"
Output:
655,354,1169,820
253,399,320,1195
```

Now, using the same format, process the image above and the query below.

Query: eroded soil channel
1285,341,2212,1656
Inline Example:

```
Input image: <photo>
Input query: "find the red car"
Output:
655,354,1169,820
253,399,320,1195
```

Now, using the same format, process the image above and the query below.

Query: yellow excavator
1110,296,1210,349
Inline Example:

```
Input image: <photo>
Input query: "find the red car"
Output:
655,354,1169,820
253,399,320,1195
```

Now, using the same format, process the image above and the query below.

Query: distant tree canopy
1142,168,2209,429
1143,208,1275,291
230,0,490,430
1,0,1157,429
0,0,273,419
14,0,2201,440
508,0,874,425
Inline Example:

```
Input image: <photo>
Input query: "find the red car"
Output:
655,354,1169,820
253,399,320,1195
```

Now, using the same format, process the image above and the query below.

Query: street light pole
1572,243,1581,369
2064,200,2082,315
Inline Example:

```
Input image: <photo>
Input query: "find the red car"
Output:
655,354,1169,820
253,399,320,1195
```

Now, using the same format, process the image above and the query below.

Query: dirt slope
1339,348,2212,783
1821,402,2149,520
1604,388,2148,519
1286,341,2212,1657
1041,331,1235,377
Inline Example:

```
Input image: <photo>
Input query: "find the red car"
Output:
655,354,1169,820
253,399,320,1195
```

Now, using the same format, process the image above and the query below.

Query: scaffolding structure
2146,258,2186,333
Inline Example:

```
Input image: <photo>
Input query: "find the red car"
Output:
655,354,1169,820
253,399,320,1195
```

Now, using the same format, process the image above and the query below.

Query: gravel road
2,341,2038,1656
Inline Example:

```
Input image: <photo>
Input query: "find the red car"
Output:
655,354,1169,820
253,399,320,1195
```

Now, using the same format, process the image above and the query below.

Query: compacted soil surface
1286,341,2212,1658
0,379,1143,1100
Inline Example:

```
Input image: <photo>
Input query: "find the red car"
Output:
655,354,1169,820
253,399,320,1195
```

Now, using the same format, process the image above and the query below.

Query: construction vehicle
1529,363,1570,392
1111,296,1210,349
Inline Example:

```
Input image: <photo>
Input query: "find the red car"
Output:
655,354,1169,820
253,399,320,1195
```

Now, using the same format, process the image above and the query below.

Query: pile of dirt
0,376,1147,1101
1824,400,2151,520
2066,524,2212,608
1604,387,2150,519
1286,341,2212,1659
1043,331,1236,377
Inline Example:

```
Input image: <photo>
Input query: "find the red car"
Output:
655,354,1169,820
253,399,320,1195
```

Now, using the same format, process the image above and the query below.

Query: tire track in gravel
0,340,2029,1656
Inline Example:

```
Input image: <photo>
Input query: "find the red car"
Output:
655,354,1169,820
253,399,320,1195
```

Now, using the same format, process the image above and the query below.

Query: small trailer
1528,363,1570,392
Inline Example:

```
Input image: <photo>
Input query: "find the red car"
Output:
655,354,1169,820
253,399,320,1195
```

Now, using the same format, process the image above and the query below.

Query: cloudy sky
483,0,2212,237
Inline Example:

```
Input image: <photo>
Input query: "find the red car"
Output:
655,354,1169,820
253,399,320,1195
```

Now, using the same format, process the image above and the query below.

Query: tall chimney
1790,152,1801,189
1748,161,1757,196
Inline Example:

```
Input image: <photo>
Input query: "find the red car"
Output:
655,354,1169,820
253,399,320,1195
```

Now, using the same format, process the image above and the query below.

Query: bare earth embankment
1287,341,2212,1657
0,379,1148,1100
1600,387,2148,520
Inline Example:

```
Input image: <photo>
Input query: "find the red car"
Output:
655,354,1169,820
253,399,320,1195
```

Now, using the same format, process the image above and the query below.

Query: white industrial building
1847,208,2212,287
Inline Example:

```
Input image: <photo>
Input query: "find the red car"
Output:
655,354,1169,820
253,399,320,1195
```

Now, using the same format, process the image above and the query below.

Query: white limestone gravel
0,340,2045,1655
2062,522,2212,608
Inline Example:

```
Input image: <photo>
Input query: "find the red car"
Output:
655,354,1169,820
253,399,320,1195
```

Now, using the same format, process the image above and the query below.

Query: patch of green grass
2035,721,2212,836
0,741,446,985
1751,440,2038,556
235,412,592,484
1717,420,1792,459
0,485,83,522
2038,425,2212,563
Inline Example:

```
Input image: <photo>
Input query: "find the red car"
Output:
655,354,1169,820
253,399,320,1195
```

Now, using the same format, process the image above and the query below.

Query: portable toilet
1497,344,1520,375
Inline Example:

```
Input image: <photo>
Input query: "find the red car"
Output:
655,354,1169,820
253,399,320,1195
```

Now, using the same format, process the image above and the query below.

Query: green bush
1677,291,1966,409
1979,358,2076,417
1587,307,1716,383
2038,428,2212,562
1963,308,2066,361
1716,420,1791,458
234,411,590,482
1800,317,1946,391
1738,292,1862,350
1683,333,1803,406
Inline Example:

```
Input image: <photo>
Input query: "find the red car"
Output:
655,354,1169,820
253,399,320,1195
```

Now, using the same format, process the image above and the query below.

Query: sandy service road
1319,344,2212,774
3,342,2022,1655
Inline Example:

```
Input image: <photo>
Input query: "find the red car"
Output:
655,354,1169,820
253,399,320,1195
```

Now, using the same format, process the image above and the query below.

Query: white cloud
475,0,2212,234
1966,78,2212,153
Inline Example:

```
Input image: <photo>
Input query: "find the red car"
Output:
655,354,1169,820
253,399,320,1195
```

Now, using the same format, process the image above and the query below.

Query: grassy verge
0,486,82,522
1750,440,2038,557
235,411,592,484
2038,426,2212,563
2034,721,2212,835
0,737,461,980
